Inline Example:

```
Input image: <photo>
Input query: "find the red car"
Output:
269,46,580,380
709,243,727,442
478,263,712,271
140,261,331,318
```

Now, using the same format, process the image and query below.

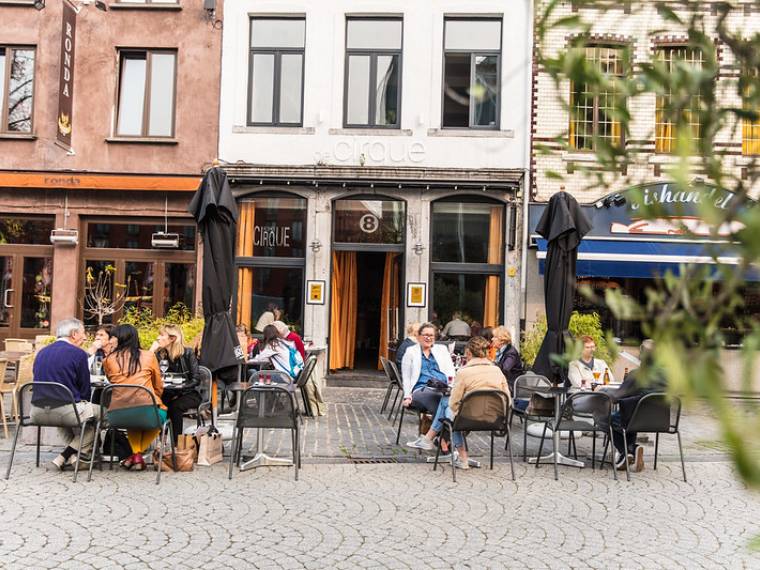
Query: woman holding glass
150,324,201,443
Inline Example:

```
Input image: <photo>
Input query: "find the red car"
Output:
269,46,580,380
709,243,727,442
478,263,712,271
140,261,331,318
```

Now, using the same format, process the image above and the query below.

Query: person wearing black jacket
491,326,524,394
151,324,201,443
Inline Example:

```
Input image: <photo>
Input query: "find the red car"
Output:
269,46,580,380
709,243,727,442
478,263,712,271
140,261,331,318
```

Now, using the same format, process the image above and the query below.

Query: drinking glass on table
92,356,103,376
159,359,170,378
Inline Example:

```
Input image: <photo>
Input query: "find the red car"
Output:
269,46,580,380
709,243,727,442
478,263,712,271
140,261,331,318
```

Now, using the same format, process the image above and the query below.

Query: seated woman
408,337,511,469
250,324,304,380
272,320,306,361
87,324,113,372
103,324,166,471
150,324,201,444
491,326,525,395
441,312,471,339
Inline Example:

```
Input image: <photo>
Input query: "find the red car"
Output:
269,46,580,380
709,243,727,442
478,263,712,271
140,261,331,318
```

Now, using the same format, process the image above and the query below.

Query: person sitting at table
254,303,282,333
104,324,165,471
407,337,511,469
30,318,97,471
491,326,525,394
272,320,306,361
250,324,304,380
236,324,258,359
87,324,113,372
402,323,456,450
149,324,201,445
442,312,471,339
395,322,420,371
568,335,614,389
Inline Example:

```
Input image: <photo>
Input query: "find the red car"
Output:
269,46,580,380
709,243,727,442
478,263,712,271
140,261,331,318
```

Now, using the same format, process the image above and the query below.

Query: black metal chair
294,356,318,417
185,365,213,427
509,373,554,461
433,390,515,482
228,382,301,480
5,382,93,482
87,384,176,485
535,391,617,481
617,392,686,482
379,356,397,415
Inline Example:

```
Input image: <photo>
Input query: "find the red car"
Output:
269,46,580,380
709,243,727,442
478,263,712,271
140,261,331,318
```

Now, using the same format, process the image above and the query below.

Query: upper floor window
248,17,305,126
742,67,760,156
116,49,177,138
655,46,703,153
569,45,625,151
344,17,402,128
0,46,36,134
442,17,501,129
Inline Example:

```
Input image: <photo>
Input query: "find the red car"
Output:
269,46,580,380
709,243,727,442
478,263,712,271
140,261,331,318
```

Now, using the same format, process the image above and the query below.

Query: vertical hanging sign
56,1,77,150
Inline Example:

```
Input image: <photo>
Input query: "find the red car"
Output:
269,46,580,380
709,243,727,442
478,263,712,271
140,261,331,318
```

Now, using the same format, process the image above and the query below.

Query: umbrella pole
211,379,218,426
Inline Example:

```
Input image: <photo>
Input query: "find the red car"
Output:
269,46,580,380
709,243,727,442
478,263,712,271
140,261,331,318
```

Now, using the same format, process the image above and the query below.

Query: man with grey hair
30,317,96,471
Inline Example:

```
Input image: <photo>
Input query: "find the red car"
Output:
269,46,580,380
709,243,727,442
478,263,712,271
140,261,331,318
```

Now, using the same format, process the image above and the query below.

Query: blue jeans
430,397,464,448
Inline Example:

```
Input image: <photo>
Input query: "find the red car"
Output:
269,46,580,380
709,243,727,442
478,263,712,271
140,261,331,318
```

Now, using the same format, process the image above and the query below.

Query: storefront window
433,273,500,335
333,198,405,244
0,216,54,245
123,261,155,314
87,223,195,250
20,257,52,329
236,266,303,333
83,260,115,326
164,263,195,314
431,201,504,264
238,195,306,258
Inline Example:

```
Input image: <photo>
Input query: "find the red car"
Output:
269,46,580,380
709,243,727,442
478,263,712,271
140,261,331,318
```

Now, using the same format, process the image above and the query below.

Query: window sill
427,128,514,138
329,128,412,136
0,133,36,140
109,3,182,11
0,1,36,6
106,136,178,144
232,126,315,135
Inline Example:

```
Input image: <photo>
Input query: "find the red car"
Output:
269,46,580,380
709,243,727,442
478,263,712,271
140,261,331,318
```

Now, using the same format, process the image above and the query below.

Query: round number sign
359,214,379,233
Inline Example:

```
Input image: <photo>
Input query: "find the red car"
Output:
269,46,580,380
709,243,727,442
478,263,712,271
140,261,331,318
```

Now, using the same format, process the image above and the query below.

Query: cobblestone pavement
1,386,758,569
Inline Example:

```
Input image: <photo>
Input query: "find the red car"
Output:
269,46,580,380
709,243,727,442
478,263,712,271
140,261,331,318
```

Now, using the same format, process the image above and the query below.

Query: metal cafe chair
294,356,318,417
380,357,403,419
379,356,396,414
386,361,405,422
186,365,214,427
87,384,176,485
509,373,554,461
433,389,515,483
5,382,92,482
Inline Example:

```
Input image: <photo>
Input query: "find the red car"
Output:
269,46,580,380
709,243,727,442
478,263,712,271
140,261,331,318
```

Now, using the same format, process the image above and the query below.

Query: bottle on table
603,368,610,385
623,367,629,380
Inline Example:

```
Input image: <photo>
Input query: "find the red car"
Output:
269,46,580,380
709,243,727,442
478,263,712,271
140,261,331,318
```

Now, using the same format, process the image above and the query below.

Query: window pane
431,202,504,263
376,55,399,126
20,257,53,329
237,196,307,258
433,273,500,331
473,55,498,127
279,53,303,124
83,260,115,326
148,52,175,137
346,55,370,125
0,256,12,327
164,263,195,314
347,19,402,50
250,53,275,123
0,50,6,128
443,53,470,127
86,223,196,250
7,48,35,133
445,19,501,51
124,261,154,314
251,19,305,49
237,266,304,333
117,54,147,136
0,216,55,245
333,199,405,244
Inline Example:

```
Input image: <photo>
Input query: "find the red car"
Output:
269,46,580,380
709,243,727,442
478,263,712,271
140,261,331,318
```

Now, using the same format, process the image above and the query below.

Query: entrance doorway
0,250,54,340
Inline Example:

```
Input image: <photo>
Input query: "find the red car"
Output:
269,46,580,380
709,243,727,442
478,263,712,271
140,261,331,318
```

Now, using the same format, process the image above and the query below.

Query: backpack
273,342,304,379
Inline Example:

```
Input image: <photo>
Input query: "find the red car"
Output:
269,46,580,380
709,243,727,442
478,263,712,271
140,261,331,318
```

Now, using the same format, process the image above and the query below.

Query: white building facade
218,0,533,374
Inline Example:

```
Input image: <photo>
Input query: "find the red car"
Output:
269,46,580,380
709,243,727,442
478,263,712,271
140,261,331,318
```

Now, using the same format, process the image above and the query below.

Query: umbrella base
528,451,584,468
240,453,293,471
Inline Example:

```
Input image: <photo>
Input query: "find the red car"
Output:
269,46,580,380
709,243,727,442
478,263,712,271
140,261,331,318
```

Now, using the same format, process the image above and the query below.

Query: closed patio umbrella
532,191,592,385
189,167,243,375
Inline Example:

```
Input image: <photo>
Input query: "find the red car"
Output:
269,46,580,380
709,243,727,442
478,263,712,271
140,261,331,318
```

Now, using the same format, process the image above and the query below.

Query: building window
430,198,504,330
248,17,305,126
116,50,177,138
333,198,405,244
742,67,760,156
114,1,179,4
442,18,501,129
655,46,703,153
236,193,307,332
344,17,402,128
0,46,36,134
569,45,625,150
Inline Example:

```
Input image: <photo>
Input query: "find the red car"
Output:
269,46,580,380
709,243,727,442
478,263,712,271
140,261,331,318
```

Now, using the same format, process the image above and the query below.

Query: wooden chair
0,360,9,438
4,339,34,353
12,353,35,421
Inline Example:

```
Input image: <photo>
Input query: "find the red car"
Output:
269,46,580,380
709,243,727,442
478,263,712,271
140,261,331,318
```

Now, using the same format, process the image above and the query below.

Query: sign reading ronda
56,1,77,150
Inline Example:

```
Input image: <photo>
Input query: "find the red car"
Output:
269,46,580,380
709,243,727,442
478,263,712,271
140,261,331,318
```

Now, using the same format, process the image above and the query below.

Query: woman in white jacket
401,322,457,418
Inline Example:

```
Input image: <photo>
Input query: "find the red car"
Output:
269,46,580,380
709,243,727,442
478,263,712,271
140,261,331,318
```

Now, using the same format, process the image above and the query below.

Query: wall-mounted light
34,0,45,9
310,240,322,253
413,243,425,255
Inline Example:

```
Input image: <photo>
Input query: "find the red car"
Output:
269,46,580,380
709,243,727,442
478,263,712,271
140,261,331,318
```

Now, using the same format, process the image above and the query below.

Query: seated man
568,335,614,388
407,336,511,469
603,339,665,472
30,318,97,471
442,312,471,339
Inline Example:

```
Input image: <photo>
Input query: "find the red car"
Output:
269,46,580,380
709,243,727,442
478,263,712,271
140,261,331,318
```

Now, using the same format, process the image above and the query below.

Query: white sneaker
454,457,470,469
406,436,434,451
46,455,65,472
615,451,633,470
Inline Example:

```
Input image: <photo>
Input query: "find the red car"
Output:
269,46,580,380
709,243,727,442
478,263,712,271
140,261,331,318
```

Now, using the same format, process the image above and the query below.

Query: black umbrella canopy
531,191,592,385
189,167,243,372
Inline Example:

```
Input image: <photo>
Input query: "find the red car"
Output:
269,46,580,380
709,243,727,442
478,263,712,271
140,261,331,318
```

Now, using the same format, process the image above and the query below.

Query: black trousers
611,396,642,455
162,390,202,443
410,386,443,415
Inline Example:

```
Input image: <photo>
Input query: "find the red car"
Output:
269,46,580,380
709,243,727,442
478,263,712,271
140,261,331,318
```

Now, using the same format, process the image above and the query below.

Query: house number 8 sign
359,214,379,233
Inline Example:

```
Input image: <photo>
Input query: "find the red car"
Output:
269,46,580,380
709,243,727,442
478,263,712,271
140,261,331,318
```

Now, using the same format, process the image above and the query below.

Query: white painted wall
219,0,532,171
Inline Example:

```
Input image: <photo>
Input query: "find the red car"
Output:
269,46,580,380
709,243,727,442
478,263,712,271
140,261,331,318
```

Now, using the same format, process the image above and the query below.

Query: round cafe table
525,384,585,469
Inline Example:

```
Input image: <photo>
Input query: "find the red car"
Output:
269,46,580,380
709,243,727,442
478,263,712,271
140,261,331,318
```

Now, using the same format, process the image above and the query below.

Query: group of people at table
28,316,308,473
394,322,661,473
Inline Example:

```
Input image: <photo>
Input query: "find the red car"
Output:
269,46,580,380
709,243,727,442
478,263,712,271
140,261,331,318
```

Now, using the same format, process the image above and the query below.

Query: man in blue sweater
31,318,96,471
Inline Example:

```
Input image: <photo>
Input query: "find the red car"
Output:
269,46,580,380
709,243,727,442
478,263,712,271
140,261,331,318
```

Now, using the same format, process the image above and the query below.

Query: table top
0,350,29,362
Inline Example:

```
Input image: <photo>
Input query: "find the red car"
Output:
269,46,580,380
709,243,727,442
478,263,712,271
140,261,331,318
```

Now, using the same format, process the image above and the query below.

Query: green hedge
118,304,204,351
521,311,613,367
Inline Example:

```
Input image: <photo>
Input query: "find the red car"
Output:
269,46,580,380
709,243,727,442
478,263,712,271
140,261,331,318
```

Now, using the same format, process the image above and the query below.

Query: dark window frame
0,45,37,135
247,17,306,127
343,16,403,129
441,16,502,130
115,48,178,139
331,193,406,250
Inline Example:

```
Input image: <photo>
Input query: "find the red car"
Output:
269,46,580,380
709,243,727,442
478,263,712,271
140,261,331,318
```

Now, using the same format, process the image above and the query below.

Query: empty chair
509,373,554,462
380,357,402,418
185,365,214,428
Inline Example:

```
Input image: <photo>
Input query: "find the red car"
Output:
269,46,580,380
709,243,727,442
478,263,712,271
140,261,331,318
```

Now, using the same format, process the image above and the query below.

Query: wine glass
92,356,103,376
159,359,169,378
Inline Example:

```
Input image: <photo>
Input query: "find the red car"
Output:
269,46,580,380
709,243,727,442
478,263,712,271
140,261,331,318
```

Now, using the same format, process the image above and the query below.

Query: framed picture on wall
406,282,426,308
306,280,325,305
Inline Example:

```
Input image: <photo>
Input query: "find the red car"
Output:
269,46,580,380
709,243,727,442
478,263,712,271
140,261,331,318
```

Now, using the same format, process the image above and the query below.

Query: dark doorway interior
353,251,385,370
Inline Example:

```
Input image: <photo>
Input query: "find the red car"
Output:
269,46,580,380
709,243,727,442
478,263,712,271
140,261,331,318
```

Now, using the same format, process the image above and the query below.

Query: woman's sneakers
46,454,66,472
406,436,434,451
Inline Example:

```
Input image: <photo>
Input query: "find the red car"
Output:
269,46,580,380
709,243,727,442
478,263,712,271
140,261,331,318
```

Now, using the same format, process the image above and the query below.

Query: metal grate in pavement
349,458,398,464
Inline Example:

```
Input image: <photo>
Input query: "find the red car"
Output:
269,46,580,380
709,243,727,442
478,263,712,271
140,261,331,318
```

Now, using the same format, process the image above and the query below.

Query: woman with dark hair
250,323,304,379
103,324,165,471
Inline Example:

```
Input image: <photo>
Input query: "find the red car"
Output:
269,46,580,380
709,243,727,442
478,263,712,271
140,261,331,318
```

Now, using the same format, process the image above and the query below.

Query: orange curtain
377,252,400,370
329,251,358,371
235,201,255,329
483,206,502,328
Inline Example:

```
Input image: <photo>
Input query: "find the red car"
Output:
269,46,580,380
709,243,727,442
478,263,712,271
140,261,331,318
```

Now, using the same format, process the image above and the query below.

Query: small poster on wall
406,282,426,308
306,280,325,305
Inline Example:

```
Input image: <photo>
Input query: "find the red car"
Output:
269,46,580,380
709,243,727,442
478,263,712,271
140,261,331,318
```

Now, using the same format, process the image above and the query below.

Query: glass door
0,254,54,340
0,256,14,333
